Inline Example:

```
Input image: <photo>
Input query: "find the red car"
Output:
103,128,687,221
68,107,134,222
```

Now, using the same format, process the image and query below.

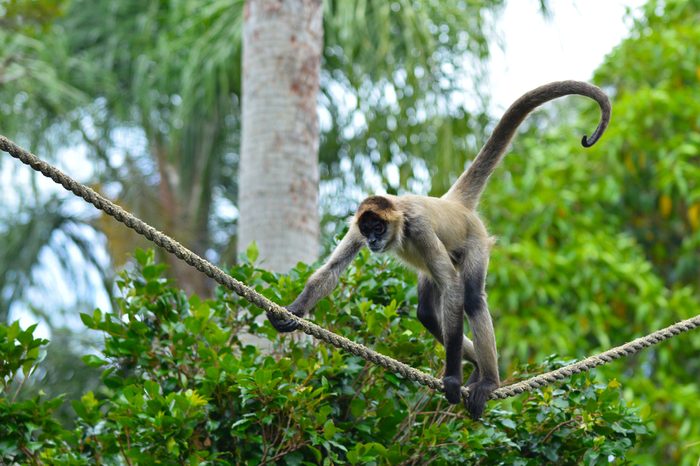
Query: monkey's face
358,212,392,253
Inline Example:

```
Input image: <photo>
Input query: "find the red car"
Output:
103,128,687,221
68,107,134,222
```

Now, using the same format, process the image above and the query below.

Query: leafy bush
0,248,651,464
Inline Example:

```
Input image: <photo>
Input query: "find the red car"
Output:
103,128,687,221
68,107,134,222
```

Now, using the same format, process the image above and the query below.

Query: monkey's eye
374,223,386,235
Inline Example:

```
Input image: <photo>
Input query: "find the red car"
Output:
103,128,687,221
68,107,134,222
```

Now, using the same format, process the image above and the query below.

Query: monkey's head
356,196,403,253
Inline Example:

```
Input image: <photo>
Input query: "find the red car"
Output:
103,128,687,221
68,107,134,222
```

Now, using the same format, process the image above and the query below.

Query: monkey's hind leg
438,280,468,405
462,251,500,420
417,275,480,365
417,272,467,405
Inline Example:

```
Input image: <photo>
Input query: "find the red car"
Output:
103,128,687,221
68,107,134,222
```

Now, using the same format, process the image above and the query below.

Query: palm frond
0,196,111,322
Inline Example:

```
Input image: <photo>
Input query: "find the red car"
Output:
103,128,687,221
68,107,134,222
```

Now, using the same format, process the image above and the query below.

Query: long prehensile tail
444,80,611,209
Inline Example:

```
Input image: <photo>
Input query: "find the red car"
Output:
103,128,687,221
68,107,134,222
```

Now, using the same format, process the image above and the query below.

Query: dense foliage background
1,250,652,464
1,0,700,464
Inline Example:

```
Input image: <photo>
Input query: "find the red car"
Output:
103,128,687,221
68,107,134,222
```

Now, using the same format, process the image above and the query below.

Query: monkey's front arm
268,227,365,332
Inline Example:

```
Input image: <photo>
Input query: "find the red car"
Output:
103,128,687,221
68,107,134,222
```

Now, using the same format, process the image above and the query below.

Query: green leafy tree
594,0,700,287
470,38,700,463
0,250,651,464
586,2,700,460
472,110,700,463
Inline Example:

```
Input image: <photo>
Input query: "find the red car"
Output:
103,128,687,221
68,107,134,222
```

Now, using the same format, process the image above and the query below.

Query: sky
488,0,646,112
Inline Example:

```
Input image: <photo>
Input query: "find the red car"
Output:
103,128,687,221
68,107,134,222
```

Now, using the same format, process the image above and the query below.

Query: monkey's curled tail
445,80,611,210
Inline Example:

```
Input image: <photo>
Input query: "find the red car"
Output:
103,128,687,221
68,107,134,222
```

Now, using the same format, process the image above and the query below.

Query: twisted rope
494,313,700,399
2,134,699,402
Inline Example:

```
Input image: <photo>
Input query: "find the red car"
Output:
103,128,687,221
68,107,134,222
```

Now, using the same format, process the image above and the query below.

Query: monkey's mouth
368,244,384,253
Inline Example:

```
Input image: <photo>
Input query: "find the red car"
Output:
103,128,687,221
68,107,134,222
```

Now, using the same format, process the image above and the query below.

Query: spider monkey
268,81,611,419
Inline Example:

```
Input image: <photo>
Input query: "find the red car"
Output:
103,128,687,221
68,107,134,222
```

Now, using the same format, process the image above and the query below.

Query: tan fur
355,194,491,277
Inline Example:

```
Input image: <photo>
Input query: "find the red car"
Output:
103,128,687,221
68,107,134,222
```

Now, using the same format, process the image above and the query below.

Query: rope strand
1,134,699,402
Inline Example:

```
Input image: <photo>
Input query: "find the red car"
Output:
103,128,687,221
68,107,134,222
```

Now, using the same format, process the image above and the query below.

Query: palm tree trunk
238,0,322,273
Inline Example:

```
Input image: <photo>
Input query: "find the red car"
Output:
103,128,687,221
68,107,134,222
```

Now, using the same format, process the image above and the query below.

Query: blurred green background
1,0,699,464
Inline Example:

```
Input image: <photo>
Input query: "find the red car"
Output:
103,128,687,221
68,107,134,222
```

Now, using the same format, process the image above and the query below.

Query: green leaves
0,322,70,464
0,320,47,390
246,242,260,264
594,1,700,286
0,251,655,463
80,354,107,368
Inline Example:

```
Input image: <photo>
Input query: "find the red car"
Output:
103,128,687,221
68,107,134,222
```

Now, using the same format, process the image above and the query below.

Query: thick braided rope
2,134,699,402
493,313,700,399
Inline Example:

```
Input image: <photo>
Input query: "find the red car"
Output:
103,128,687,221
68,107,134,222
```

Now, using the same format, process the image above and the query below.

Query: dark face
358,212,389,253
